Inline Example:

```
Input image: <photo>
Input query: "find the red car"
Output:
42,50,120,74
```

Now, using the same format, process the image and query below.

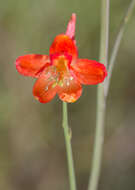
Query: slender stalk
62,102,77,190
104,0,135,97
88,1,110,190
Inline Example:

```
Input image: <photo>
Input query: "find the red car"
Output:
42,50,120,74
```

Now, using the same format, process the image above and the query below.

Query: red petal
15,54,50,78
33,67,57,103
71,59,107,85
57,76,82,103
66,13,76,40
49,34,78,58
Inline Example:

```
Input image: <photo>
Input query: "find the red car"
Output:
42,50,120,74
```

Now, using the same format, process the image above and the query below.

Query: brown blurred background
0,0,135,189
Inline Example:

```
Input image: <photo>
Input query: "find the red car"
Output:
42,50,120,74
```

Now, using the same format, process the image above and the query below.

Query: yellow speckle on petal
61,93,77,103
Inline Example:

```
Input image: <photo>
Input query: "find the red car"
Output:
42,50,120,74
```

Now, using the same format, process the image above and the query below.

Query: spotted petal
33,67,58,103
71,59,107,85
15,54,50,78
57,76,82,103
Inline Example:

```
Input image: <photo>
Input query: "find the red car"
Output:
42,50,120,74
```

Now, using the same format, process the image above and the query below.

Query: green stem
88,1,110,190
62,102,77,190
104,0,135,97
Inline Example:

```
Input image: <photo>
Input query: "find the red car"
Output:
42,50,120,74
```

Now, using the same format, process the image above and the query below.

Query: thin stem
88,1,110,190
62,102,77,190
104,0,135,97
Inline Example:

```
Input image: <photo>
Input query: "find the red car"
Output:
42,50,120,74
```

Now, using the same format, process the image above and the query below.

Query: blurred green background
0,0,135,189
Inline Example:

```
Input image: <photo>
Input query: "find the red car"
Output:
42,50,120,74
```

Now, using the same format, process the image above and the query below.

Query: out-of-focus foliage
0,0,135,189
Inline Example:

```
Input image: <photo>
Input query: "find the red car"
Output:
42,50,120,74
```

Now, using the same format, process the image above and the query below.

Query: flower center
51,53,72,80
54,55,68,74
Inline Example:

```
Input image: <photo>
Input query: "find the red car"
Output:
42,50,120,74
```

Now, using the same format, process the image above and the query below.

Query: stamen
70,76,73,81
52,82,57,88
48,76,54,81
67,81,70,86
58,80,64,87
45,86,48,91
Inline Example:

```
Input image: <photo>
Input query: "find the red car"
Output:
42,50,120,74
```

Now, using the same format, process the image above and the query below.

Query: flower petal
57,76,82,103
66,13,76,40
15,54,50,78
33,67,57,103
71,59,107,85
49,34,78,58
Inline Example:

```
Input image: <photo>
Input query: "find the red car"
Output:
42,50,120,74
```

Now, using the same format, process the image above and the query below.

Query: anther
70,76,73,81
45,86,48,91
67,81,70,86
52,82,57,88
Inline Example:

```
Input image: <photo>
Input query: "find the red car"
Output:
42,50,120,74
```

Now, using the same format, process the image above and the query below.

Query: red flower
15,14,107,103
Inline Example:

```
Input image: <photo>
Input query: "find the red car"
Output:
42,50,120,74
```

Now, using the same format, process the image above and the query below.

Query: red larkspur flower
15,13,107,103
